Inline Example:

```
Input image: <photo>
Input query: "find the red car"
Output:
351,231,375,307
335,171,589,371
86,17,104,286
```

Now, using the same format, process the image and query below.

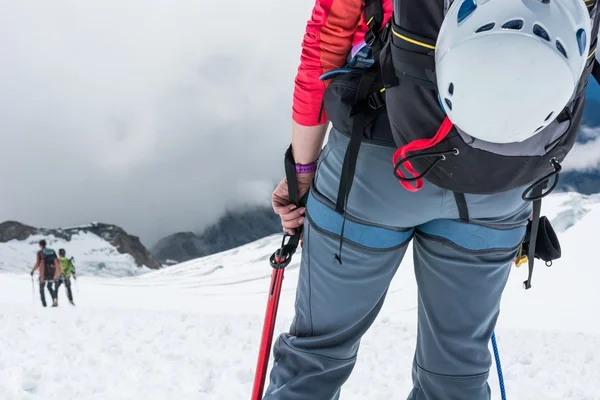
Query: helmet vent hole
502,20,523,30
576,29,587,56
533,24,550,41
448,83,454,96
475,22,495,33
556,40,568,59
457,0,478,24
444,98,453,110
534,126,545,133
545,112,554,122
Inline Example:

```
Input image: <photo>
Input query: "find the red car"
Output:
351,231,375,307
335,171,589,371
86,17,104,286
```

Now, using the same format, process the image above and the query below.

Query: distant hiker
30,239,63,307
56,248,76,306
265,0,597,399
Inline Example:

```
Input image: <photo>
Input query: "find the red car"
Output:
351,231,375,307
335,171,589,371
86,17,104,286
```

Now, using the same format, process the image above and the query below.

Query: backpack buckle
364,28,378,47
368,90,385,110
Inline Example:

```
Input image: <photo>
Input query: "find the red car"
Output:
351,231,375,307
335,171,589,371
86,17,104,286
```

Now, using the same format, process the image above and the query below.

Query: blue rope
491,331,507,400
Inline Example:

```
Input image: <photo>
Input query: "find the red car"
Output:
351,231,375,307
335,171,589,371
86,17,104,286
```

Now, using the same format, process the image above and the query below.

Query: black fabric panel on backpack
393,0,443,38
386,0,440,89
388,22,437,89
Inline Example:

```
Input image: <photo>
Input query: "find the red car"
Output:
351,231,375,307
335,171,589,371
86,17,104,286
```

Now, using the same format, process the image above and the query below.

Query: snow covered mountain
0,191,599,399
151,206,280,264
0,221,160,277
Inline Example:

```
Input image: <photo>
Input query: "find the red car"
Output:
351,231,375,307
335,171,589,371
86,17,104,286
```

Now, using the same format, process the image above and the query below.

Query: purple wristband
295,161,317,174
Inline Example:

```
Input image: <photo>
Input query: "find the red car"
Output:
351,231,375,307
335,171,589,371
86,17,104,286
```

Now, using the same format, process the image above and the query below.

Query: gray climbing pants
263,129,531,399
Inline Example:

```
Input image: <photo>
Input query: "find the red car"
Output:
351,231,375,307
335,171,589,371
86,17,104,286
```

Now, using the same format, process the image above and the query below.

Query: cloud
0,0,314,245
562,127,600,172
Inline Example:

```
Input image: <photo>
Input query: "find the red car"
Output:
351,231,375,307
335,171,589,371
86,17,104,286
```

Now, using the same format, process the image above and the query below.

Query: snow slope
0,192,599,399
0,232,143,277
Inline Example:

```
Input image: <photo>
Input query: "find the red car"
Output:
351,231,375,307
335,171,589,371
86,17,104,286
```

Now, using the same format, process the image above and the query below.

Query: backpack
322,0,600,289
41,248,57,265
41,248,57,278
60,256,75,277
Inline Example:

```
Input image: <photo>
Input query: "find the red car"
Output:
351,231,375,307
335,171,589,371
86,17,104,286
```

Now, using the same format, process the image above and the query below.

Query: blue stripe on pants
417,219,526,251
307,191,413,250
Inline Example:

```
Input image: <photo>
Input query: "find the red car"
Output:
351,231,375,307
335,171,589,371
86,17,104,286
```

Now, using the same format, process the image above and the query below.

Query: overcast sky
0,1,314,246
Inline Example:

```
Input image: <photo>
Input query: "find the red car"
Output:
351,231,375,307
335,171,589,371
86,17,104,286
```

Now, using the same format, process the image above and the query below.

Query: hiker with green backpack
56,248,76,306
30,239,63,307
264,0,599,398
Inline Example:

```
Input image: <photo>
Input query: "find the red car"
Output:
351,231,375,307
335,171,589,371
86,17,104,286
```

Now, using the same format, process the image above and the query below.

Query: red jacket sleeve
292,0,364,126
292,0,393,126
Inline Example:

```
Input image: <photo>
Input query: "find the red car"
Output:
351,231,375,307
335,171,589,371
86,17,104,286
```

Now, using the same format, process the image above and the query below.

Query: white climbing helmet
435,0,592,143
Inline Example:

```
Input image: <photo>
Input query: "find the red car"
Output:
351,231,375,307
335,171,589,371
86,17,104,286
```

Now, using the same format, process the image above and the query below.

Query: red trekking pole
251,234,299,399
251,146,305,400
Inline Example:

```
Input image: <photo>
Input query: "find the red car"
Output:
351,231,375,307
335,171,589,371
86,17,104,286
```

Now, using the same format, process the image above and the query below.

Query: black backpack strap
334,69,380,264
364,0,391,64
332,0,388,263
335,68,381,214
523,193,543,290
365,0,384,30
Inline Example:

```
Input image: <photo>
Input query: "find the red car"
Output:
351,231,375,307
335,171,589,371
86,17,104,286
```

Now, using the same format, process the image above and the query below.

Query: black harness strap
453,192,469,222
593,59,600,84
